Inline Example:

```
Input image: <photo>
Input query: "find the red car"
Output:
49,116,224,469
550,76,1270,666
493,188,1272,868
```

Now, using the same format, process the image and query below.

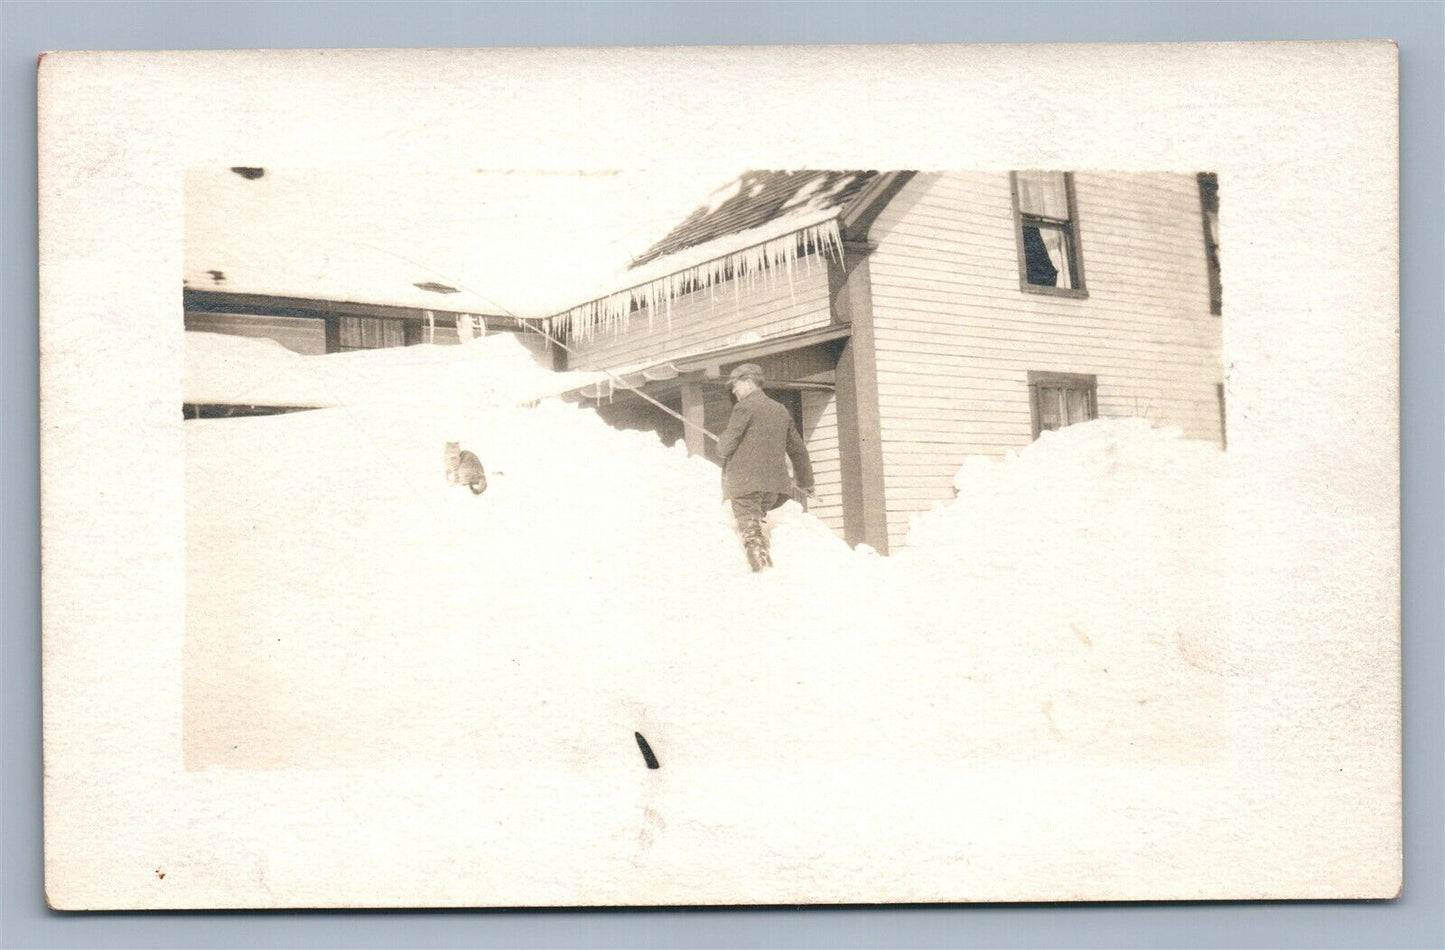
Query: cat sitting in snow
444,441,488,495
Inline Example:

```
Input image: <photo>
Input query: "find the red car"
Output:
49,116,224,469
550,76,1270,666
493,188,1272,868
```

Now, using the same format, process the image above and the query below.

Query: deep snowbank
902,417,1225,643
185,337,1226,772
184,329,598,410
892,419,1228,756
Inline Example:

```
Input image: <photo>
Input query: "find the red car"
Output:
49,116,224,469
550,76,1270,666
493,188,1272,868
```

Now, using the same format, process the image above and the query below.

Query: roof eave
839,170,917,242
561,323,852,403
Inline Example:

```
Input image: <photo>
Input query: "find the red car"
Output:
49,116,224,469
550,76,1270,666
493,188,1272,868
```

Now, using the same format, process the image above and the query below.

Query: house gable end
839,171,918,245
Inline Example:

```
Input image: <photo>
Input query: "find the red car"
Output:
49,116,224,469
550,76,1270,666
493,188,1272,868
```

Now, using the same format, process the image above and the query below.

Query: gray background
3,2,1440,947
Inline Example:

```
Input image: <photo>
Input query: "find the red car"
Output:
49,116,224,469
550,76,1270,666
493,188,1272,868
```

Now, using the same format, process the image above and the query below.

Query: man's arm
717,400,752,462
786,422,814,490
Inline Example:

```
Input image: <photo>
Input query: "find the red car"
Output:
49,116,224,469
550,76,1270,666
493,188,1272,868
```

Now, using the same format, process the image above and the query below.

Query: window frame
763,387,810,507
1027,370,1098,439
1010,171,1088,299
334,315,406,352
764,386,806,435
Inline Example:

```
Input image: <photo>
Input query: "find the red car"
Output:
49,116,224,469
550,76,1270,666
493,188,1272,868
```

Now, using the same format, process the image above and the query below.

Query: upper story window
1011,171,1087,298
1197,172,1223,316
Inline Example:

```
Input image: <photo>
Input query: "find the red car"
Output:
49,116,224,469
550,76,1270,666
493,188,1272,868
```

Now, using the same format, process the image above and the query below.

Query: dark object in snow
185,403,318,420
414,281,459,295
207,269,226,284
230,166,265,180
444,442,488,495
634,732,660,769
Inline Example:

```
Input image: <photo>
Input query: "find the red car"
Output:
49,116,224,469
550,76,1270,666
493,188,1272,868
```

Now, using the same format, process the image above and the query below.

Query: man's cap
728,363,764,384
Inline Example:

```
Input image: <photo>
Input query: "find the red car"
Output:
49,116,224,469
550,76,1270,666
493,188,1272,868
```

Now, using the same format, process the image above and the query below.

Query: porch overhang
561,323,851,405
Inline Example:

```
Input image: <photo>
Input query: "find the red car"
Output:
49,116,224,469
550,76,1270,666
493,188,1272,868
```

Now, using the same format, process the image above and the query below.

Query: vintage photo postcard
38,42,1399,908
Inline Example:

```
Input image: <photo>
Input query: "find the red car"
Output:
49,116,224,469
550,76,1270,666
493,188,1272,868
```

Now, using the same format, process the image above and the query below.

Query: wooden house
183,288,520,356
556,170,1225,554
182,165,527,359
182,287,551,416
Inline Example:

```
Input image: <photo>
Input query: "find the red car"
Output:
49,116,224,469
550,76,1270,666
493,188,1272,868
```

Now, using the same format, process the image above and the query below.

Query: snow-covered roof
184,169,512,316
184,167,887,347
184,167,739,321
631,170,878,267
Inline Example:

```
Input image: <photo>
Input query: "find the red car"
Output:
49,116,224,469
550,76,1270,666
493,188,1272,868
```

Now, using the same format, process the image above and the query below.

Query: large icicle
553,218,846,343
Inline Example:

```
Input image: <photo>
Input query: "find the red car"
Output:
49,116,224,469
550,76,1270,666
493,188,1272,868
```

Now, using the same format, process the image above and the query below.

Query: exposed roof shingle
630,170,879,269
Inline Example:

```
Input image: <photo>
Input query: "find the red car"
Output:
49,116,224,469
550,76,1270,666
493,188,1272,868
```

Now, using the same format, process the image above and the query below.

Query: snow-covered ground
185,333,1226,772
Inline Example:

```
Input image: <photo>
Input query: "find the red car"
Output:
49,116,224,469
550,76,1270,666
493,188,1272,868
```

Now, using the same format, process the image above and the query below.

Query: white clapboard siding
184,311,327,356
801,389,844,533
868,171,1224,550
564,267,832,372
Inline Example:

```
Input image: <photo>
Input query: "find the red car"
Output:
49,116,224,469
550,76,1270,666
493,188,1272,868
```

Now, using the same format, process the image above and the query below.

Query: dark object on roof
631,170,879,269
230,167,265,180
413,281,460,294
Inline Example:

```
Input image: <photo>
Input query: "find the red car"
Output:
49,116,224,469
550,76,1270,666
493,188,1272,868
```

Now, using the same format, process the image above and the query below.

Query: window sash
1011,171,1086,297
338,316,406,351
1015,170,1071,219
1020,219,1076,289
1028,371,1097,438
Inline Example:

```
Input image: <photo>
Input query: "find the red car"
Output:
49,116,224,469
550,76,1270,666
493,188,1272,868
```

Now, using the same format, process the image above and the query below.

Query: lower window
336,316,405,351
1028,371,1097,438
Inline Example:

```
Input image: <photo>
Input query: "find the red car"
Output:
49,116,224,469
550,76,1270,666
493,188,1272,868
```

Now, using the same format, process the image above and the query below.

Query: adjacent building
183,287,517,356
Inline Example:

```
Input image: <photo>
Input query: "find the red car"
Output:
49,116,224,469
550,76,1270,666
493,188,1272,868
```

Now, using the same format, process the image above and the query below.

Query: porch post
830,243,890,554
680,381,707,458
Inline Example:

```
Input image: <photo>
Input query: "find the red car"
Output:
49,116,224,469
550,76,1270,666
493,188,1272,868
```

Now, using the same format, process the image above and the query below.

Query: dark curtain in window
1022,226,1059,287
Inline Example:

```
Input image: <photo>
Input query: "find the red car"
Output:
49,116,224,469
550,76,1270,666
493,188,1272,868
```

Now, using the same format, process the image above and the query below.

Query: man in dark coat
717,363,815,571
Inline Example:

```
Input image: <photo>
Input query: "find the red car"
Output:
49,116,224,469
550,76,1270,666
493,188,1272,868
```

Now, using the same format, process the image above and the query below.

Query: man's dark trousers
731,492,787,549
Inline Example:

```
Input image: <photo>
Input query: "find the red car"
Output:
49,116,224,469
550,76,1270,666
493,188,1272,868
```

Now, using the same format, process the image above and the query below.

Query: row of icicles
542,218,846,346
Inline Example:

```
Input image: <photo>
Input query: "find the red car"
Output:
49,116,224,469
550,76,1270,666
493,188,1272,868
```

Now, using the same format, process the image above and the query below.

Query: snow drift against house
184,334,1228,773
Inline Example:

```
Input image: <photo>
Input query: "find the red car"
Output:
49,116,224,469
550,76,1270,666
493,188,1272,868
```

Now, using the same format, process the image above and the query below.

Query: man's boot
741,517,769,572
744,538,768,572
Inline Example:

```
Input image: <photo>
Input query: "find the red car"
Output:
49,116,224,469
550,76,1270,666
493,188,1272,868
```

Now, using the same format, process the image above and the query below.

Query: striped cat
444,441,488,495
